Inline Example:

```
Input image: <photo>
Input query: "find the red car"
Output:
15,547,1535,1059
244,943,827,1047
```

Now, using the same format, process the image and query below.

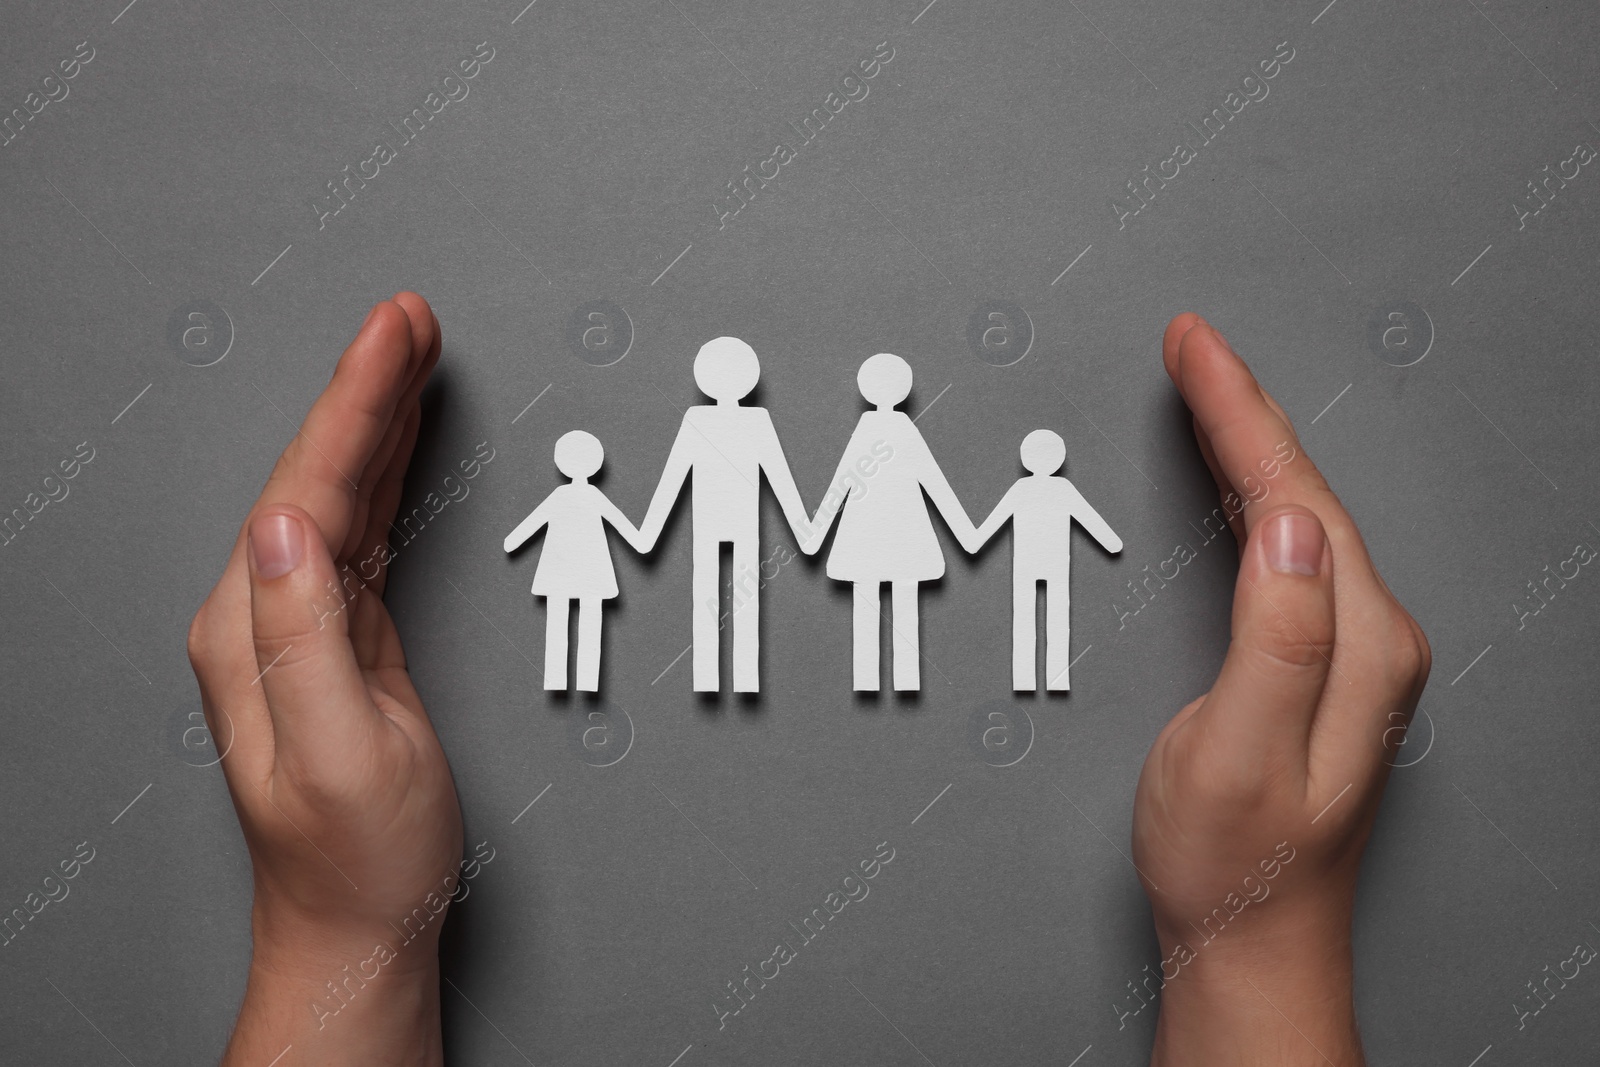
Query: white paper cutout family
504,338,1122,694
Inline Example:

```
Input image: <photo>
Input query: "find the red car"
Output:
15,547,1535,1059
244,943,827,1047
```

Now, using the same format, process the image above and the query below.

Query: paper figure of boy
969,429,1122,691
504,430,649,692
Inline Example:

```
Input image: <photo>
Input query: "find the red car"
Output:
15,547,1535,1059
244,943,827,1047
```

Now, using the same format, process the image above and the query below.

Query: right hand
1131,315,1430,1066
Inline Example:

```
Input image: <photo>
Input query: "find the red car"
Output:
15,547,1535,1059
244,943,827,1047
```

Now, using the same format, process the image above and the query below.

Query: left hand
186,293,461,1066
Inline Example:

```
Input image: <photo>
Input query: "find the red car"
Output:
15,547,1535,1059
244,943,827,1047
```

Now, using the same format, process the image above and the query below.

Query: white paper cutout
969,429,1122,691
638,337,815,693
803,353,980,692
504,430,650,691
504,346,1124,694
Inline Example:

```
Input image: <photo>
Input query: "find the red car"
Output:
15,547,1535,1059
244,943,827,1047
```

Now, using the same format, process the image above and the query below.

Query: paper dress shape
969,429,1122,690
804,353,978,692
504,430,649,691
637,337,814,693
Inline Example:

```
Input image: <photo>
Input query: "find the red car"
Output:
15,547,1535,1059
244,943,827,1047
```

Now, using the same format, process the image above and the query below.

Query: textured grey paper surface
1,0,1597,1063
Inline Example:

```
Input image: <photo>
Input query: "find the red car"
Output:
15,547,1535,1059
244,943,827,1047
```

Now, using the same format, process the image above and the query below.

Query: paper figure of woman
805,353,978,691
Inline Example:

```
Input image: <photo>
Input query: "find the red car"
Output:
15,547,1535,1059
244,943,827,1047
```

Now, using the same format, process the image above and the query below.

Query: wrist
1149,925,1362,1067
250,891,446,982
222,901,445,1066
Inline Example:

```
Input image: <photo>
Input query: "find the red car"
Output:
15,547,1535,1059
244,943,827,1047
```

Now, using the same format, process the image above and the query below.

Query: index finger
1171,320,1429,778
255,298,430,555
190,298,430,712
1171,322,1374,582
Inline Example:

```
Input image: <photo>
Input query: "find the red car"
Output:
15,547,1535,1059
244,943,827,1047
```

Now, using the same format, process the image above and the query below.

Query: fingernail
361,303,380,328
1211,324,1233,351
250,513,303,579
1263,513,1322,576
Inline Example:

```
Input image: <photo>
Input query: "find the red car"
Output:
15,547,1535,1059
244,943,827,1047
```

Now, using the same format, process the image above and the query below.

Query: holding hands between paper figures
506,342,1126,695
1132,315,1431,1066
504,337,815,695
803,355,1123,693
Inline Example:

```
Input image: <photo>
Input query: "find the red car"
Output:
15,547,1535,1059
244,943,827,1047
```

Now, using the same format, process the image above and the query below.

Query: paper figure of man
638,337,814,693
970,430,1122,691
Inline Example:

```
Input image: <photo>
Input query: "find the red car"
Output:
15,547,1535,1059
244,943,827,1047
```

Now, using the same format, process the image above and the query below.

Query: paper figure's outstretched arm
504,498,554,553
802,430,868,555
754,410,817,555
969,485,1019,553
918,442,981,554
637,420,694,552
1070,485,1123,554
599,495,652,554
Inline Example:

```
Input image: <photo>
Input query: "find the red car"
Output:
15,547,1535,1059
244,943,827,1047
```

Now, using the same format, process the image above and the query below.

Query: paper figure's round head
554,430,604,479
858,353,912,408
694,336,760,401
1020,429,1065,474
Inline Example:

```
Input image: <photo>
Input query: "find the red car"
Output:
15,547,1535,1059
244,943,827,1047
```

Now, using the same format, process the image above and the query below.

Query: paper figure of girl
804,353,979,691
504,430,649,692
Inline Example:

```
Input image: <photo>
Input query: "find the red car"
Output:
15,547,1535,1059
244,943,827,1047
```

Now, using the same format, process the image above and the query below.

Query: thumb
1195,505,1336,774
247,505,377,771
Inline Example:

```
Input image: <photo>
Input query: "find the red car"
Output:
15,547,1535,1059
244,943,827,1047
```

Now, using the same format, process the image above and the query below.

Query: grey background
1,0,1596,1063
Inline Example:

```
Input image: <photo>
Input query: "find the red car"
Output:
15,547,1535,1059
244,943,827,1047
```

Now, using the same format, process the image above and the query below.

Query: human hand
186,294,461,1066
1131,315,1430,1066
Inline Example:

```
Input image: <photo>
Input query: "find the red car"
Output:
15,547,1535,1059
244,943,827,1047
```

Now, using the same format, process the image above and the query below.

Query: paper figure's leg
853,582,880,691
1046,578,1070,691
576,598,602,692
731,537,759,693
1013,575,1036,691
692,537,719,692
891,580,920,692
544,597,569,690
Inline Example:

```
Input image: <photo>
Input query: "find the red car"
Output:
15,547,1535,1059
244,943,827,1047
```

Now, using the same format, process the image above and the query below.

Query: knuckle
264,442,299,487
186,601,215,669
1179,745,1295,818
1190,758,1267,810
264,438,342,497
1371,607,1431,689
276,738,384,812
279,760,364,812
1413,620,1433,680
1396,617,1431,687
250,622,330,676
1247,609,1334,673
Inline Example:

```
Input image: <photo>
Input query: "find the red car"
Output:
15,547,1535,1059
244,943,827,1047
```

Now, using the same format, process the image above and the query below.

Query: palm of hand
1130,316,1429,958
187,293,463,951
